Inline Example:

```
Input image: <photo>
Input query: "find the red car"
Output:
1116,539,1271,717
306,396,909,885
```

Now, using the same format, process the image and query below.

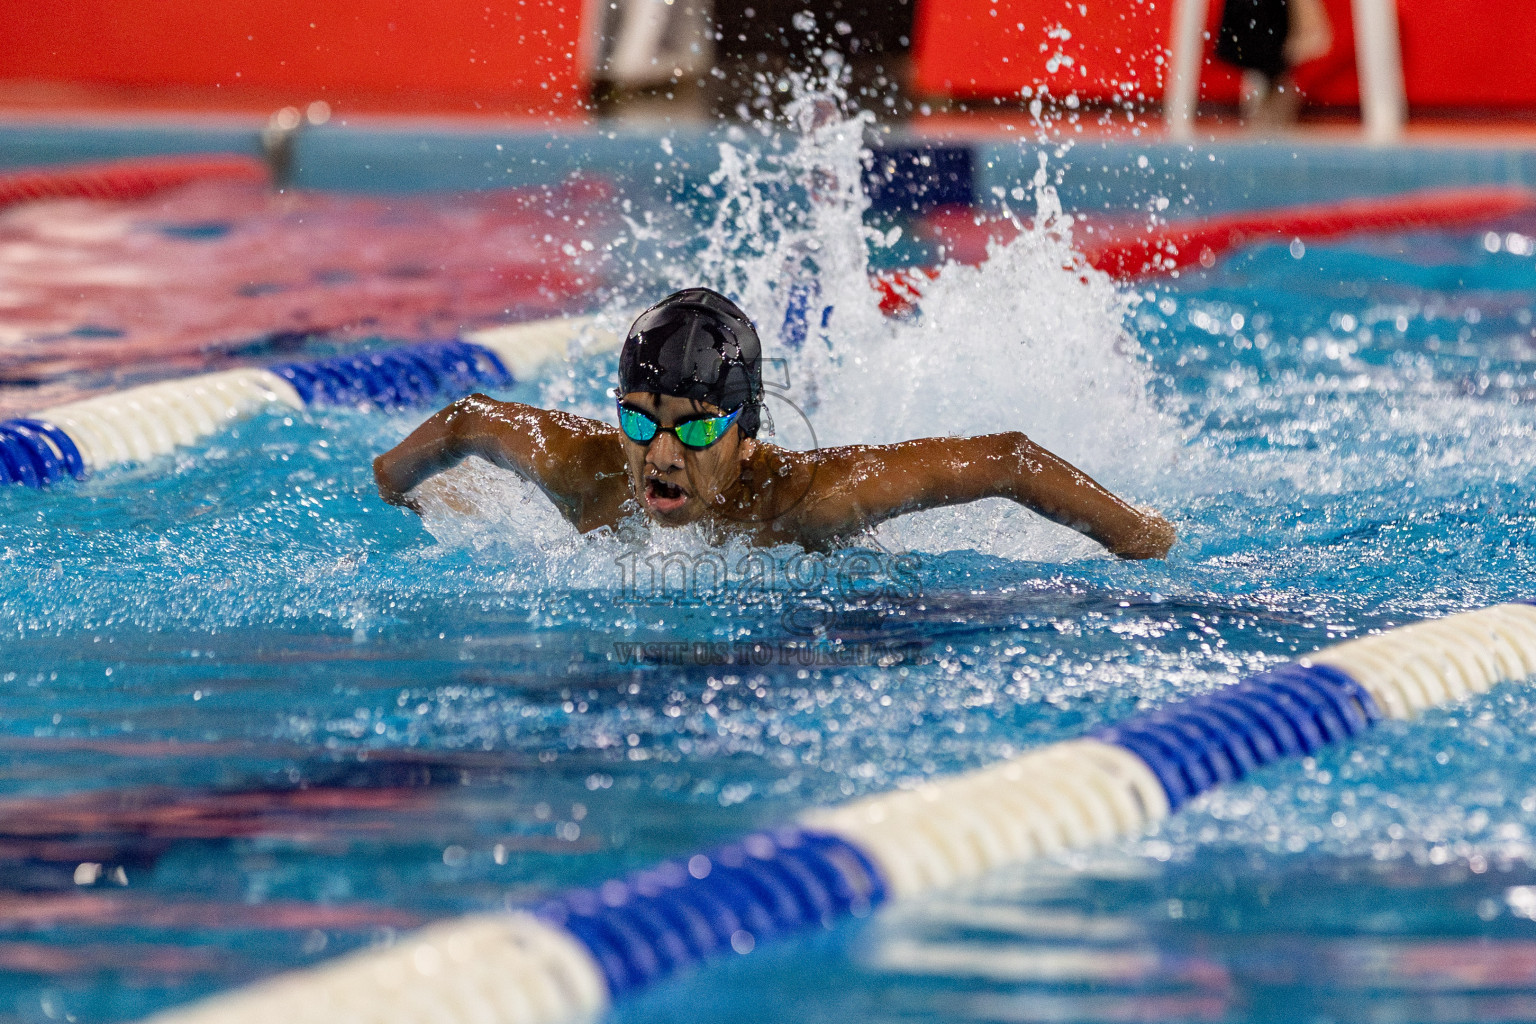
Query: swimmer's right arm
791,432,1175,559
373,394,620,518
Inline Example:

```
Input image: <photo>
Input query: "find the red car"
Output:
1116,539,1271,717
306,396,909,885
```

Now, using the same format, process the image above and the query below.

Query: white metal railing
1165,0,1407,142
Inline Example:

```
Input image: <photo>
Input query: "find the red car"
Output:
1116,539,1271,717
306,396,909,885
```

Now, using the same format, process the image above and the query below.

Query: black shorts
1216,0,1290,78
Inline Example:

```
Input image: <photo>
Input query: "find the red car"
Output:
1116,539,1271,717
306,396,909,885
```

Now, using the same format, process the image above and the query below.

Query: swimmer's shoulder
735,440,878,543
457,394,627,494
461,395,612,436
457,396,617,453
753,439,955,542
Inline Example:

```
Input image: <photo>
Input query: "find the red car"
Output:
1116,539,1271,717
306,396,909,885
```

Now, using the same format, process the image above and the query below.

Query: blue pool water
3,120,1536,1023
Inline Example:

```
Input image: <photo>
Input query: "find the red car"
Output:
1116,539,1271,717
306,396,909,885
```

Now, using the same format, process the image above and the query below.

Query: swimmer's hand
1119,509,1176,561
374,455,423,513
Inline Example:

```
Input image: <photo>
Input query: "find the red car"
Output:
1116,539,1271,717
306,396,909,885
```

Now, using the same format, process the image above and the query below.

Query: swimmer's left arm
801,432,1175,559
373,394,622,522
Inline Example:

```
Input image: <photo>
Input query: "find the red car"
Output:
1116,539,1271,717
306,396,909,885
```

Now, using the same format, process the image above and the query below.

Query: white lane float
0,312,628,487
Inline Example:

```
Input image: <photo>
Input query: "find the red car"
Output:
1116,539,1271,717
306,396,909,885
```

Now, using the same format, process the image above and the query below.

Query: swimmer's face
619,392,747,526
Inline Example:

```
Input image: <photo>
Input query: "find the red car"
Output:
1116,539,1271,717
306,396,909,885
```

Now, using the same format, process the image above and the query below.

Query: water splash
422,76,1182,566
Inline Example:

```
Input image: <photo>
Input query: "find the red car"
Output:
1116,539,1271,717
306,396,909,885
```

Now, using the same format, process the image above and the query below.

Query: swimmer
374,288,1176,557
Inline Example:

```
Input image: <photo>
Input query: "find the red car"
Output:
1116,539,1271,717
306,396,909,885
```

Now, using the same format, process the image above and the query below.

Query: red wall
0,0,589,117
1393,0,1536,107
912,0,1536,110
6,0,1529,116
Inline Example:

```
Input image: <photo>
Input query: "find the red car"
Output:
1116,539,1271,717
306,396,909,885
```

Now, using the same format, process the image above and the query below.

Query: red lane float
0,154,269,212
1083,186,1536,277
874,186,1536,315
872,265,940,318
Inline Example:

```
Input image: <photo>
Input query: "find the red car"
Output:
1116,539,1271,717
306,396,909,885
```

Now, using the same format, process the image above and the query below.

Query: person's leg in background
1216,0,1332,128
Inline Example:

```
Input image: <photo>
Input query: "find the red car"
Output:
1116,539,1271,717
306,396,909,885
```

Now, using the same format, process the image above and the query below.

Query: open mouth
644,477,690,513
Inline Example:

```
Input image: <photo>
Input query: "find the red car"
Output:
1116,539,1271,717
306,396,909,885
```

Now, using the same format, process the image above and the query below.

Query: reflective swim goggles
616,402,741,449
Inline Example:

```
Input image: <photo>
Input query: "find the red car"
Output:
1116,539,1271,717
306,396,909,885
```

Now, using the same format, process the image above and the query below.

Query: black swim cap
618,287,763,438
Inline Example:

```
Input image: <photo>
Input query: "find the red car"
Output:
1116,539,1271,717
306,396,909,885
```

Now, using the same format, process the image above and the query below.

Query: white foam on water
414,456,802,595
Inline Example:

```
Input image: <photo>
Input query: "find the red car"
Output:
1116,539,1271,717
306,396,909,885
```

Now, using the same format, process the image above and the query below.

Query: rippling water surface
2,110,1536,1023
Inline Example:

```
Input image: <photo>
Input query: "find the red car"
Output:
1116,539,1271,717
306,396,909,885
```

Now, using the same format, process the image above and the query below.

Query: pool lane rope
872,186,1536,316
141,602,1536,1024
0,314,628,489
0,154,271,213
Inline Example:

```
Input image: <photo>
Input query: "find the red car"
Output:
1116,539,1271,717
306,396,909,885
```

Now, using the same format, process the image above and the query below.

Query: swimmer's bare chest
560,440,844,547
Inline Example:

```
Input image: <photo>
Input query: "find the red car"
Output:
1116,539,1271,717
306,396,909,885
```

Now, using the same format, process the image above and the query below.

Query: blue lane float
536,828,885,998
1094,662,1380,810
144,603,1536,1024
0,417,86,486
0,314,624,489
268,340,512,410
779,280,834,350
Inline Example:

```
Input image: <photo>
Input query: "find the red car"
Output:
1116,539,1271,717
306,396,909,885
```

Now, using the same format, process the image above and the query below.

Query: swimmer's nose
645,430,685,469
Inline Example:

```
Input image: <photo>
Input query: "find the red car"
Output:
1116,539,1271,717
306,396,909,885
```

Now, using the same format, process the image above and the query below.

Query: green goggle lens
617,404,740,450
674,415,735,448
617,405,660,443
